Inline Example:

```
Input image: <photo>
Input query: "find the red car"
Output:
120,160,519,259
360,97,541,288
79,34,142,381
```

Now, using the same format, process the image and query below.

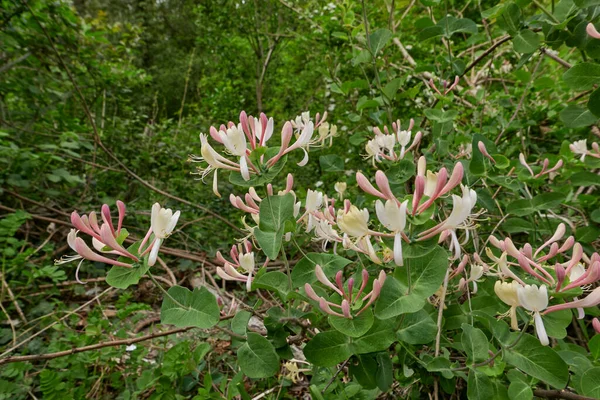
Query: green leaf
350,318,396,354
571,171,600,186
160,286,220,328
375,353,393,391
499,3,522,35
543,309,571,339
349,355,378,389
513,29,540,53
560,105,598,128
588,87,600,118
319,154,345,172
563,63,600,91
581,367,600,397
252,271,289,297
507,380,533,400
368,28,392,55
503,334,569,389
427,357,454,379
237,333,280,378
105,242,147,289
375,247,448,319
396,309,437,344
303,331,352,367
532,192,565,210
461,324,489,363
291,253,352,288
589,335,600,360
329,309,374,338
467,369,495,400
231,310,252,336
502,218,534,233
254,228,283,260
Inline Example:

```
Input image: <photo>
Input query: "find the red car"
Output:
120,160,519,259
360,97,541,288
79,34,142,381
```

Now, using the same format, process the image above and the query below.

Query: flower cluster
191,111,335,197
56,202,180,282
569,139,600,162
304,266,386,319
215,240,258,291
364,119,422,164
485,224,600,345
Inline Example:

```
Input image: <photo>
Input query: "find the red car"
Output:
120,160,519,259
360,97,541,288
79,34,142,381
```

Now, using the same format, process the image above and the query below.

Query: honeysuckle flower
144,203,180,267
334,182,347,200
304,267,386,318
477,141,496,164
587,23,600,39
375,199,408,266
517,284,549,346
215,241,256,291
458,264,484,293
342,234,382,265
494,280,521,330
365,119,422,163
337,201,369,238
544,286,600,316
418,185,477,259
428,76,460,95
414,158,464,214
570,139,588,162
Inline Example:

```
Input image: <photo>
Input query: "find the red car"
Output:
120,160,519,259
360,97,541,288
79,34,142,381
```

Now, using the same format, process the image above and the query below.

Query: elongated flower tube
517,284,549,346
215,240,256,291
587,23,600,39
304,268,386,319
145,203,181,267
544,286,600,316
494,281,521,330
593,318,600,334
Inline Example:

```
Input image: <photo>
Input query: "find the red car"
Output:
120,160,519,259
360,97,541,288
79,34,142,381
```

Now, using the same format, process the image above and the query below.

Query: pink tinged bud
429,78,442,95
319,298,344,317
519,153,535,176
478,141,496,164
534,223,566,258
488,236,505,251
587,23,600,39
230,244,239,263
215,251,228,265
566,243,584,274
358,279,382,315
446,76,460,93
335,271,346,298
555,264,566,291
267,184,273,196
88,212,102,235
412,175,425,215
417,156,426,177
439,163,464,197
347,278,354,303
593,318,600,334
341,300,352,319
74,237,132,267
545,286,600,314
209,126,223,143
408,118,415,132
116,200,126,234
355,269,370,300
304,283,322,302
71,212,100,240
517,253,552,285
356,172,385,199
558,236,575,253
285,173,294,193
407,130,422,151
101,204,116,235
450,254,469,279
216,266,240,282
523,243,533,260
373,127,383,136
315,264,343,296
99,224,138,261
244,194,260,211
375,170,397,202
417,168,448,213
545,159,564,175
538,242,558,263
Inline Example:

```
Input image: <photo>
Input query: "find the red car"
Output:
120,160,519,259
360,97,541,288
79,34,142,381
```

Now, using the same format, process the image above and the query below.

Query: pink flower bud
356,172,385,199
478,141,496,164
593,318,600,334
375,170,396,202
587,23,600,39
555,264,566,292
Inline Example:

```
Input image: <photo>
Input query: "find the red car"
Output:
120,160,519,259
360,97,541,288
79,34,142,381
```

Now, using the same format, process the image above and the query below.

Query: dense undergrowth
2,0,600,399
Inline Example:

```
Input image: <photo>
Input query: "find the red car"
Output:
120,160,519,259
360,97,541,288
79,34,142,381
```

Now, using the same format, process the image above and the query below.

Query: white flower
334,182,347,200
125,344,137,352
219,124,247,156
570,140,588,162
305,190,324,212
148,203,180,266
517,284,549,346
337,205,369,237
444,185,477,229
424,171,438,197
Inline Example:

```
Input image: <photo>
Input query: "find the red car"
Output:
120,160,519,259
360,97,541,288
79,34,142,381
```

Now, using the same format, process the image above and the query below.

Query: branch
540,47,572,69
461,35,511,78
533,389,596,400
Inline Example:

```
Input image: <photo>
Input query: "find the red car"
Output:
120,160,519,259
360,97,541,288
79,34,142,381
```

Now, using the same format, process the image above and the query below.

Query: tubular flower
544,287,600,316
494,281,521,330
304,267,387,318
215,241,257,291
517,284,549,346
375,199,408,266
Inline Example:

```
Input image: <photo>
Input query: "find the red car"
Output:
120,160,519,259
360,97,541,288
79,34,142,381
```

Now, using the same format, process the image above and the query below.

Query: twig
540,47,572,69
533,389,596,400
461,35,511,78
322,358,350,393
0,287,114,358
1,275,27,323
